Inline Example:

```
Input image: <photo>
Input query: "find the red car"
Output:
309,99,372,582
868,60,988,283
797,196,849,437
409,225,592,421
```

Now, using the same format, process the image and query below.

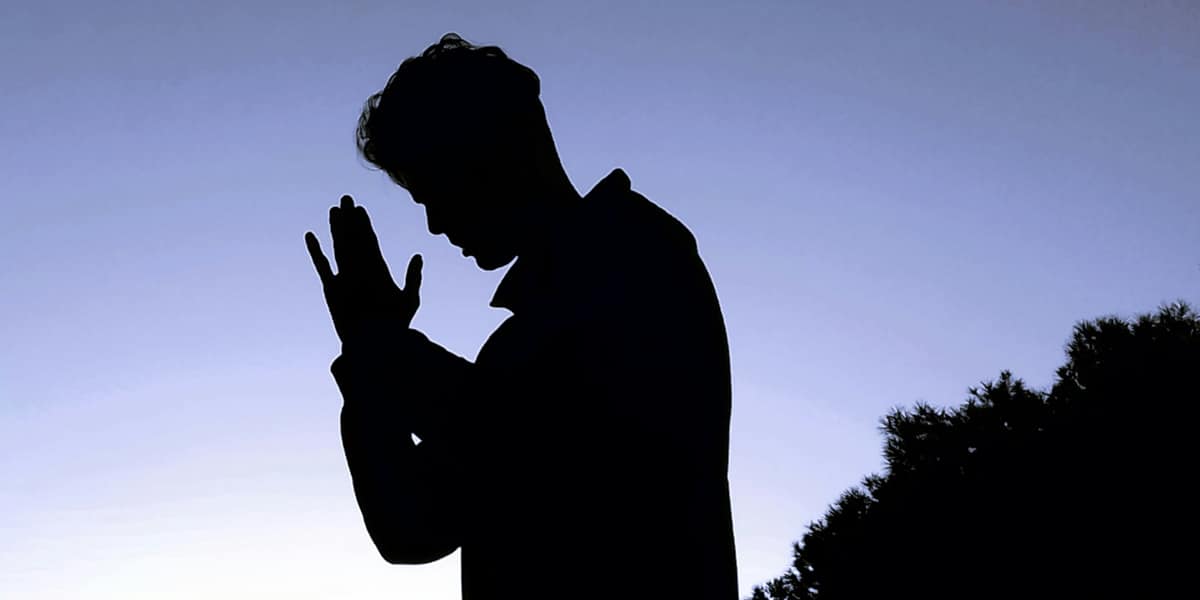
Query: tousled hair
356,33,544,187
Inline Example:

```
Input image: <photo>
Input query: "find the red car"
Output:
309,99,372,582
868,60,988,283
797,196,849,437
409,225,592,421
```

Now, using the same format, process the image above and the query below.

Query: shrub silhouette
750,302,1198,599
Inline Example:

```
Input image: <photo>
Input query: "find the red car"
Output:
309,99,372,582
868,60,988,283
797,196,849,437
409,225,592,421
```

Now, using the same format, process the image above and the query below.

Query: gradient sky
2,1,1197,598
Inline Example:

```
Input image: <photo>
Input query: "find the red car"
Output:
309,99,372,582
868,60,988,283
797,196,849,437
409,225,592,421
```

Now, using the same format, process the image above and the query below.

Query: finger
330,196,351,274
304,231,335,286
352,205,389,273
403,253,423,295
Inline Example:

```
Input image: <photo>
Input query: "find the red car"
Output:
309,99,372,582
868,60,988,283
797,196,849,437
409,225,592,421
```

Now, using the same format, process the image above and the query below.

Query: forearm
340,400,415,519
332,328,474,563
334,327,474,441
340,403,464,563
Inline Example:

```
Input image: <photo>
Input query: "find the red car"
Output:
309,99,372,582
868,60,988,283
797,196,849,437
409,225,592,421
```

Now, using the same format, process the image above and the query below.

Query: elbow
375,540,458,565
378,547,451,565
366,519,459,565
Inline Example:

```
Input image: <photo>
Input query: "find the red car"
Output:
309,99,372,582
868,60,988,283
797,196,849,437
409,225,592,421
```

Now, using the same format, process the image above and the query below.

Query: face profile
401,151,525,271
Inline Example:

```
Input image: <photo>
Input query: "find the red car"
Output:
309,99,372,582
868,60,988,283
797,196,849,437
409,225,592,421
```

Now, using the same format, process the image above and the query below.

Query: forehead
395,165,480,206
398,147,505,187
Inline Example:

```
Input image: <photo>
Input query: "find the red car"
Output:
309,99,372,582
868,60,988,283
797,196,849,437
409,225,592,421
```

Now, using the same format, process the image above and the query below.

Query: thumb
403,253,423,298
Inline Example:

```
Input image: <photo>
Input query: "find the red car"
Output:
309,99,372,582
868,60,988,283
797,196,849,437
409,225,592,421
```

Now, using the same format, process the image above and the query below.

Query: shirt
333,168,738,599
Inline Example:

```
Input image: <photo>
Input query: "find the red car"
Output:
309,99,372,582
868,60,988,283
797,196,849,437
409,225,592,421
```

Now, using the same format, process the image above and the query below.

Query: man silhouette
305,33,737,599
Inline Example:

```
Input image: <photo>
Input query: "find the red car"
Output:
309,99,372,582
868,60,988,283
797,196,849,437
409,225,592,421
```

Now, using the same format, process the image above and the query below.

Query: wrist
341,326,425,359
342,318,409,347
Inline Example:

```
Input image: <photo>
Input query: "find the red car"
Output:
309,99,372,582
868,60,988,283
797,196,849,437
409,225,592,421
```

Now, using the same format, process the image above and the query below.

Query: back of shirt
462,174,737,599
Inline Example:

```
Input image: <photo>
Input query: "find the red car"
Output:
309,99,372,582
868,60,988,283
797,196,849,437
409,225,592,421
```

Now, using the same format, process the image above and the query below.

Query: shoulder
582,186,699,266
565,187,714,319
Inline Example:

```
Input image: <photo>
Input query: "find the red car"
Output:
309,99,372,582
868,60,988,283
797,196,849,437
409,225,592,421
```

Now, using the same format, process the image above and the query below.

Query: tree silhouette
750,302,1198,599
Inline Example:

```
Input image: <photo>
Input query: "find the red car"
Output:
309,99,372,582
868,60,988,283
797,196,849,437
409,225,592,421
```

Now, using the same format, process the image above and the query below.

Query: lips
446,232,473,257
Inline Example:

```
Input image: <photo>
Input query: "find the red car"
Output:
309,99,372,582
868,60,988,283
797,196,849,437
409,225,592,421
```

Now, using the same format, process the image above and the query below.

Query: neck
511,167,578,258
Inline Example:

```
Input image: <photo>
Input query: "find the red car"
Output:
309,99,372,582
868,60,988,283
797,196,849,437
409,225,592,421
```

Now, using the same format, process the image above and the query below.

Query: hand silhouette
305,195,422,346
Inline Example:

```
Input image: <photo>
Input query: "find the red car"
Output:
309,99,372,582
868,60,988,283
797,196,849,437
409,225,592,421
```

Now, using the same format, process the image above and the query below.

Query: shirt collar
489,168,632,313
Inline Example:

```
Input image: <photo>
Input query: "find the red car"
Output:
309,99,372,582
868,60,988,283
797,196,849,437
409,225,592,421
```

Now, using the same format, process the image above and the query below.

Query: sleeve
332,327,473,443
578,211,731,480
331,328,476,564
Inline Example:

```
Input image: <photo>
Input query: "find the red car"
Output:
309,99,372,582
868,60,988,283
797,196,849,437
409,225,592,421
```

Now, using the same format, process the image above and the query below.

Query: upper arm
577,239,730,469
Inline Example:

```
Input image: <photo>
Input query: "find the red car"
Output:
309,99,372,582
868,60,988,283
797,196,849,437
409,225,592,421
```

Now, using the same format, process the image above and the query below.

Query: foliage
750,302,1198,599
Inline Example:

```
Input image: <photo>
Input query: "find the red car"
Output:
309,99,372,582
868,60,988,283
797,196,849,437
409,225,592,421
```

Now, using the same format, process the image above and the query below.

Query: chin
473,252,516,271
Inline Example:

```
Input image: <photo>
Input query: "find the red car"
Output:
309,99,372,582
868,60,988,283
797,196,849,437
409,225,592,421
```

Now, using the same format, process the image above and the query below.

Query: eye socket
402,174,433,205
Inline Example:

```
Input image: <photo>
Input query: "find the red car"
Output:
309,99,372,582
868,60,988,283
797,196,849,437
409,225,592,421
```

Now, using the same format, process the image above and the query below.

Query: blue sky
2,1,1197,597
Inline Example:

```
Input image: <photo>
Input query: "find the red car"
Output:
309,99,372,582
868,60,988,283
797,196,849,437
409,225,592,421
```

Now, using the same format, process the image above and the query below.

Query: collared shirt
335,168,737,599
488,168,633,314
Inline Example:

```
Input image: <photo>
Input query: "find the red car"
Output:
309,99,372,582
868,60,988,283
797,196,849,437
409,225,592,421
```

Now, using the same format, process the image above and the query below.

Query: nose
424,205,445,236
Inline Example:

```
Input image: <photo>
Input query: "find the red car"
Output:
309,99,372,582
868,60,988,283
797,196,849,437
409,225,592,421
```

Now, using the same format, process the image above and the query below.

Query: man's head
356,33,571,270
